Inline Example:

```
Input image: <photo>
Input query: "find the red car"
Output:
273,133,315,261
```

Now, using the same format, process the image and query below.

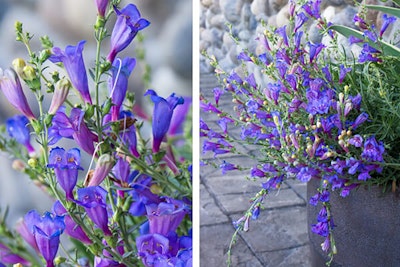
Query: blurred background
0,0,192,225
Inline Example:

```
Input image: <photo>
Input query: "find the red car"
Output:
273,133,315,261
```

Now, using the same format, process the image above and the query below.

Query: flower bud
22,65,36,81
86,154,115,187
48,78,71,114
12,159,26,171
12,58,26,76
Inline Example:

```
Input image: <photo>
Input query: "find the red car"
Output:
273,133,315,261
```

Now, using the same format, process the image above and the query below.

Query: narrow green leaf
329,25,400,57
365,5,400,18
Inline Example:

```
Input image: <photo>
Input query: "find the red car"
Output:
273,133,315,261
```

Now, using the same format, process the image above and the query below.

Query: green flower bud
12,58,26,76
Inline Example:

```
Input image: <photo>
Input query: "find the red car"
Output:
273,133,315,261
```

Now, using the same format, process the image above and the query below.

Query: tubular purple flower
144,89,184,152
15,218,40,253
0,68,35,119
294,12,308,33
0,242,30,265
361,136,385,162
24,210,65,267
94,0,108,17
108,57,136,121
48,78,71,115
275,25,288,46
339,65,351,84
352,112,368,129
308,42,325,63
137,233,170,267
87,154,115,187
380,14,396,37
52,201,92,244
76,186,112,236
48,147,83,200
107,4,150,62
49,41,92,104
6,115,35,156
49,107,98,155
168,96,192,136
146,198,189,236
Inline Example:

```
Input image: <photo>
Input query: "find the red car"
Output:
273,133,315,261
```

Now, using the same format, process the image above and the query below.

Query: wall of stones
200,0,400,73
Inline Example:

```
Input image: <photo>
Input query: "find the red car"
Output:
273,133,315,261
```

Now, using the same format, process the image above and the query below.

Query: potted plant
201,0,400,266
0,1,192,266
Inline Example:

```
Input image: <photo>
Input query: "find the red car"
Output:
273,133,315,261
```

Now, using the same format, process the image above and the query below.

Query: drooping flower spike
49,40,92,104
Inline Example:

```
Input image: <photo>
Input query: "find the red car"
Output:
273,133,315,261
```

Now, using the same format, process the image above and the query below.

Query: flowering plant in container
0,1,192,266
201,0,400,265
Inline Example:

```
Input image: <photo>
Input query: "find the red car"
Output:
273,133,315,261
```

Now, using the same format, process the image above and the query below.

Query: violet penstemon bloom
49,40,92,104
94,0,108,17
144,89,184,152
0,68,35,119
47,147,83,200
108,57,136,121
6,115,35,156
0,242,30,265
49,107,98,155
168,96,192,136
146,198,189,236
136,233,170,267
76,186,112,236
380,14,396,38
107,4,150,63
24,210,65,267
15,218,40,253
52,201,92,244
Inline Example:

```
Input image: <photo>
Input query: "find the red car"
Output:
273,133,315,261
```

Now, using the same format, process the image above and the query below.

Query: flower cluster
201,0,399,264
0,1,192,266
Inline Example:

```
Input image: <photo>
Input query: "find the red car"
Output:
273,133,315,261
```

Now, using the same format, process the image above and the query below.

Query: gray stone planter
307,179,400,267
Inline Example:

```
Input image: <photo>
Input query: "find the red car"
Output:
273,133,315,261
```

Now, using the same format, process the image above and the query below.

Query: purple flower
311,221,329,237
94,0,108,17
49,41,92,104
353,14,368,30
265,83,281,105
108,57,136,121
302,0,321,19
250,166,265,178
52,201,92,244
24,210,65,267
47,147,83,200
297,167,318,182
349,134,363,147
294,12,308,33
348,35,364,45
275,26,288,46
6,115,35,156
107,4,150,62
220,160,238,174
146,198,188,236
308,42,325,63
380,14,396,37
168,96,192,136
352,112,368,129
118,111,140,158
15,218,39,253
136,233,170,267
358,43,381,63
145,89,184,152
237,51,252,62
0,242,29,265
0,68,35,119
49,107,98,155
361,136,385,162
213,87,223,105
339,65,351,84
364,28,377,42
76,186,112,236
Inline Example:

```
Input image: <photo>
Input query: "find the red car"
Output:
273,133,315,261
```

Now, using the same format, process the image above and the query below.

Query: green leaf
329,25,400,57
365,5,400,18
